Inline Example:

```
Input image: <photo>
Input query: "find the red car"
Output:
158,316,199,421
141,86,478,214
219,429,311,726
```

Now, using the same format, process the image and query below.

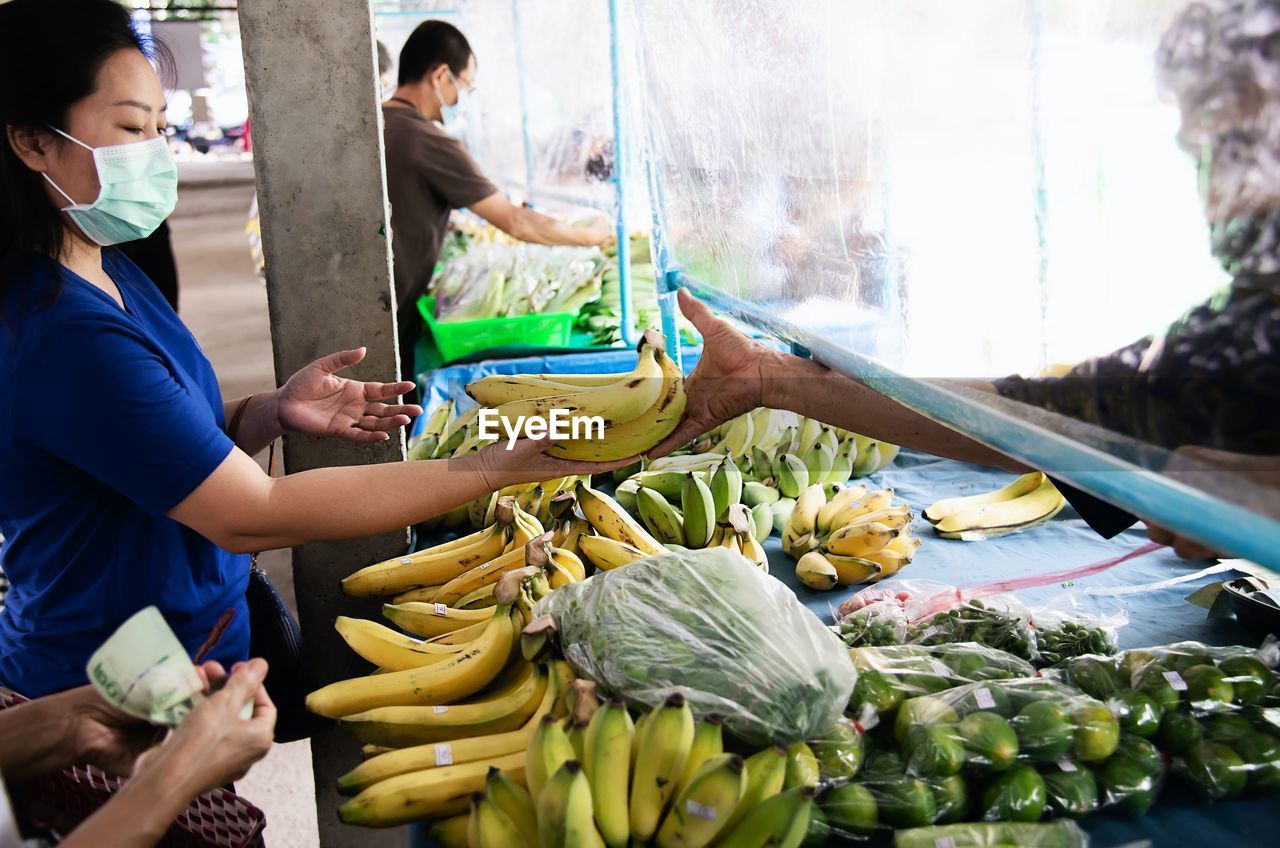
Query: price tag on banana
85,606,250,725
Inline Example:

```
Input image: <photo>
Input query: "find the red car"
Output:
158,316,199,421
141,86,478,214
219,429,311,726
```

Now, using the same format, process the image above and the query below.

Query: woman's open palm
277,348,422,444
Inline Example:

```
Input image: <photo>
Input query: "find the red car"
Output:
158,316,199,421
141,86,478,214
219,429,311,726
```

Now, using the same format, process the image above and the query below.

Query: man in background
382,20,611,397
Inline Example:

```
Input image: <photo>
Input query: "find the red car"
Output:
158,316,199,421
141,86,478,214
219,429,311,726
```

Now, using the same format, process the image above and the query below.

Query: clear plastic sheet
532,547,856,745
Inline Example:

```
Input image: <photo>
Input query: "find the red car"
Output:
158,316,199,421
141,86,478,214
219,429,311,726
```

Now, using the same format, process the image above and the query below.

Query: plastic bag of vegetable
894,820,1088,848
534,547,856,744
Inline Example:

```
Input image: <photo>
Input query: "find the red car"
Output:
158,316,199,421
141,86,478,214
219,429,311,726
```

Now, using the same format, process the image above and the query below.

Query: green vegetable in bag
979,765,1047,822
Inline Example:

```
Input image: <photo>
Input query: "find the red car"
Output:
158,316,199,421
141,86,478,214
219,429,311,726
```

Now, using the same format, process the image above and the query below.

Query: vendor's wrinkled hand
464,436,639,492
275,347,422,443
1145,523,1222,561
67,688,159,778
649,288,776,457
134,658,276,796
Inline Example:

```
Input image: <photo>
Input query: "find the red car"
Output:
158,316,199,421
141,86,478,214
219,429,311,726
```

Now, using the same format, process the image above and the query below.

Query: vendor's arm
470,192,612,247
223,347,422,457
0,687,152,782
652,289,1027,473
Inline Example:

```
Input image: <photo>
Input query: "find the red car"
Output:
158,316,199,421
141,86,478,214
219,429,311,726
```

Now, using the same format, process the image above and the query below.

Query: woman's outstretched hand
275,347,422,443
649,288,778,457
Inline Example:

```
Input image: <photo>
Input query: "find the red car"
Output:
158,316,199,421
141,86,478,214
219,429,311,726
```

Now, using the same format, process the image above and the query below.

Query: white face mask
42,127,177,246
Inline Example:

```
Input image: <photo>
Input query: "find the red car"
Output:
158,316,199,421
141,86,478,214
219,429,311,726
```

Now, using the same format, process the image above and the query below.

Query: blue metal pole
667,269,1280,569
510,0,537,202
608,0,638,347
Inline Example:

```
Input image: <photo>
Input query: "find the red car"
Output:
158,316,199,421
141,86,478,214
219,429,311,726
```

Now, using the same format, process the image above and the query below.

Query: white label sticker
935,837,957,848
400,557,413,565
921,626,942,641
433,603,448,616
1058,759,1078,773
685,800,717,821
434,743,453,766
433,705,449,714
974,688,996,710
1163,671,1188,691
930,660,950,676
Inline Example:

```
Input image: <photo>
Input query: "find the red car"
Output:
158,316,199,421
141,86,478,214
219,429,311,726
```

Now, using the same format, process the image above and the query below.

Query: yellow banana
337,663,547,747
456,584,499,609
392,584,445,604
334,616,472,671
547,334,687,462
862,548,911,581
823,522,899,559
714,785,814,848
795,550,839,591
678,717,725,794
427,813,472,848
934,476,1065,539
537,760,602,848
578,533,651,572
306,605,517,718
486,767,539,847
923,471,1047,524
338,751,526,827
490,344,663,430
382,601,492,638
576,481,668,555
837,504,914,530
823,551,883,585
551,547,587,582
815,483,869,534
630,693,695,842
342,520,512,597
885,534,922,557
828,487,895,529
584,697,634,848
782,484,825,558
434,532,552,607
468,792,529,848
466,372,628,406
720,745,786,835
655,753,747,848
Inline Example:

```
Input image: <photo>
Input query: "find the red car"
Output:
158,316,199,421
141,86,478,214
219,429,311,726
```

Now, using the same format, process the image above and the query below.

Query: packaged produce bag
534,547,856,745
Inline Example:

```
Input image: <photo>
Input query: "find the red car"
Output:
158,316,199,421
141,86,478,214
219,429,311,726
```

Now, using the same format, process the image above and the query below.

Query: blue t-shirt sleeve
15,316,235,517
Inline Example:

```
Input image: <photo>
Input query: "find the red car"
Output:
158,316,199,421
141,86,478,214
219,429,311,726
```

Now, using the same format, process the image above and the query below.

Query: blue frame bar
667,269,1280,570
510,0,538,201
608,0,637,346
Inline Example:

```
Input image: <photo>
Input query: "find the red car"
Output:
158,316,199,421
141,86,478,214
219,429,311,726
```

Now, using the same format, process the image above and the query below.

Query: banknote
86,606,208,725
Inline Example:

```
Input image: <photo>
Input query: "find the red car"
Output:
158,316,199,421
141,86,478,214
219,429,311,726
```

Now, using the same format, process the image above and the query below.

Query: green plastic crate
417,296,577,364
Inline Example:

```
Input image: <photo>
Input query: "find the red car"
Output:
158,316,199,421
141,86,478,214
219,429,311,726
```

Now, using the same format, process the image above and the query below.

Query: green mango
850,669,903,717
1108,690,1163,738
895,696,960,744
811,720,865,780
957,711,1019,771
1118,650,1159,686
1182,664,1235,712
979,765,1047,823
1203,713,1255,745
1136,666,1182,713
1041,763,1099,818
1218,656,1270,706
952,684,1014,718
1155,710,1203,755
819,782,877,834
905,723,966,778
1099,754,1162,817
801,803,830,847
862,751,905,781
1231,731,1280,791
929,775,970,824
1071,702,1120,763
940,651,987,678
1066,656,1124,700
1170,647,1216,673
1113,735,1163,771
876,776,938,829
1181,741,1248,799
1012,701,1074,763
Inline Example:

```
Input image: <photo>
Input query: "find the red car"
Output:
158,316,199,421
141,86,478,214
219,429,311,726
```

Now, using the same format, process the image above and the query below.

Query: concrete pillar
238,2,406,845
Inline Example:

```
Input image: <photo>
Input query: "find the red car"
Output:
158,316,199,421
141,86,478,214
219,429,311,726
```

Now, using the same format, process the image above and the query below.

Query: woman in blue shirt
0,0,617,701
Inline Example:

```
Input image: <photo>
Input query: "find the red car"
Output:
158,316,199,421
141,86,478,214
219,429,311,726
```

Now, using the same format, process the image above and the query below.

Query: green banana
536,760,599,848
709,458,743,521
637,487,685,547
629,693,694,842
469,791,528,848
720,745,787,835
613,479,640,513
633,469,688,500
770,498,796,534
714,785,815,848
680,475,716,549
802,444,835,487
826,437,856,485
584,698,633,848
527,713,575,803
850,441,882,478
782,742,820,789
749,503,773,543
485,767,538,846
776,454,809,499
817,427,840,457
749,447,774,482
741,481,780,508
796,417,824,458
655,754,747,848
874,443,901,472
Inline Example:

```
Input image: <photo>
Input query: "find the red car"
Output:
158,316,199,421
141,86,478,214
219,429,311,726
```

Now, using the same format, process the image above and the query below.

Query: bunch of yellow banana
923,471,1065,540
573,481,670,572
463,330,686,461
783,483,921,590
451,694,819,848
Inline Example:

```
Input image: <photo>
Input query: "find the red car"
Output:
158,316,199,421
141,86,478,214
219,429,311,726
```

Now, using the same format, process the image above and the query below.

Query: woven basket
1,688,266,847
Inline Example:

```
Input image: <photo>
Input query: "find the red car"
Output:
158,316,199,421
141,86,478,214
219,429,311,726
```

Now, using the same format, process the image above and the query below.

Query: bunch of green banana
464,330,686,461
781,484,923,591
923,471,1065,540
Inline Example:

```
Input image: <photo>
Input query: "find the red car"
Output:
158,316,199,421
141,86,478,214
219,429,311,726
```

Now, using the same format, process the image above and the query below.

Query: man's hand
649,288,778,456
1145,523,1222,560
275,347,422,444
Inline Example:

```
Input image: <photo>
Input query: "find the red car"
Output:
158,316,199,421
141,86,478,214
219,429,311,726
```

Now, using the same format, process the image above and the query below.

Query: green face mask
42,126,177,246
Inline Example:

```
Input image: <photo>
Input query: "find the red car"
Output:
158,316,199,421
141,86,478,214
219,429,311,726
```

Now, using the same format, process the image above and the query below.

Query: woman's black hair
0,0,170,299
397,20,474,86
